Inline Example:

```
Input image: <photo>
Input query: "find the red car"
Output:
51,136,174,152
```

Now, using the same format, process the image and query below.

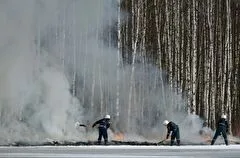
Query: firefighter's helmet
163,120,169,126
105,115,110,119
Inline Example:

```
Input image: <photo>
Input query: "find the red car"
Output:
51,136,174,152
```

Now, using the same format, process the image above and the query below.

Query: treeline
118,0,240,136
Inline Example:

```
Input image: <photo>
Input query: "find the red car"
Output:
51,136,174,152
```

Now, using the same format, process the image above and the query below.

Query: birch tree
116,0,121,130
128,0,140,131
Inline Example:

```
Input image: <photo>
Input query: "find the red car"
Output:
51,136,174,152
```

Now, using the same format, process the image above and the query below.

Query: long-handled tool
157,139,166,145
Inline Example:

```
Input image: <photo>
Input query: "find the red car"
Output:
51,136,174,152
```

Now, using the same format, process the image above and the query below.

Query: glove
75,122,80,128
166,134,169,139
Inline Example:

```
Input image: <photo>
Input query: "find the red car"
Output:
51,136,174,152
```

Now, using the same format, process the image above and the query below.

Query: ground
1,145,240,158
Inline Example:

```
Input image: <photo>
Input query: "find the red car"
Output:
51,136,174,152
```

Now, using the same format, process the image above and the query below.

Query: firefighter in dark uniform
211,114,229,145
163,120,180,146
92,115,111,145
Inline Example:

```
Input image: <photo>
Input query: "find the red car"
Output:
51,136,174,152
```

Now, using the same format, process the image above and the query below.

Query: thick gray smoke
0,0,87,145
0,0,207,145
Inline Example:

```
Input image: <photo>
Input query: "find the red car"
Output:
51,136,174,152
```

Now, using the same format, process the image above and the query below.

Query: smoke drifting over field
0,0,205,145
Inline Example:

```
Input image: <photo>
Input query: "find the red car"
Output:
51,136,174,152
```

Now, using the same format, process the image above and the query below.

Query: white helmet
163,120,169,126
221,114,227,119
105,114,110,119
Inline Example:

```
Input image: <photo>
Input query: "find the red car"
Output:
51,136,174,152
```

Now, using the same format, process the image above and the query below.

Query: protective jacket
92,118,110,129
166,122,178,138
217,118,229,133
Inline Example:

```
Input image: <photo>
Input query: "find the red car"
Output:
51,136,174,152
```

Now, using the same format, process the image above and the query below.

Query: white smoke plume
0,0,84,145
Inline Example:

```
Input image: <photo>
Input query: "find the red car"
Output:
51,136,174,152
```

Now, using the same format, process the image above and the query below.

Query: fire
113,132,124,141
202,135,211,143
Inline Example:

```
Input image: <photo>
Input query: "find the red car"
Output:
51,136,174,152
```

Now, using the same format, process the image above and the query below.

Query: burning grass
5,138,240,147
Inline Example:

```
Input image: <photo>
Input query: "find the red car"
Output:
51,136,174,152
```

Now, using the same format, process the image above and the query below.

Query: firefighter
211,114,229,145
92,115,111,145
163,120,180,146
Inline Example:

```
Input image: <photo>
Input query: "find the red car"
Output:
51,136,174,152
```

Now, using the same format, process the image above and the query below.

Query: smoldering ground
0,0,207,145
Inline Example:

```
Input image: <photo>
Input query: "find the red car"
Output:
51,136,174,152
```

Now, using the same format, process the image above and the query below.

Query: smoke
180,113,213,144
0,0,84,145
0,0,207,145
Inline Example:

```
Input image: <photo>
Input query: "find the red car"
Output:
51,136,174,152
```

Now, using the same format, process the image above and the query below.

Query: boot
170,140,174,146
211,139,215,145
177,140,180,146
104,140,108,145
224,139,229,146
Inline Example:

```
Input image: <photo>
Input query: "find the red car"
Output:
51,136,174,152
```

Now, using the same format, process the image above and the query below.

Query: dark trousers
211,126,228,145
98,127,108,144
171,127,180,146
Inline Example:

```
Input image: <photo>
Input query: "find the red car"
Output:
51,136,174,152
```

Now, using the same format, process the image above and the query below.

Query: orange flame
113,132,124,141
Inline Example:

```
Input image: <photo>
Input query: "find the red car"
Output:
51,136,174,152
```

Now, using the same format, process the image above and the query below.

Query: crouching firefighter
92,115,111,145
211,114,229,145
163,120,180,146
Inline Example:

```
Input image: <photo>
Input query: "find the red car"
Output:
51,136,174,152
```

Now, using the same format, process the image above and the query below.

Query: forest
116,0,240,136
